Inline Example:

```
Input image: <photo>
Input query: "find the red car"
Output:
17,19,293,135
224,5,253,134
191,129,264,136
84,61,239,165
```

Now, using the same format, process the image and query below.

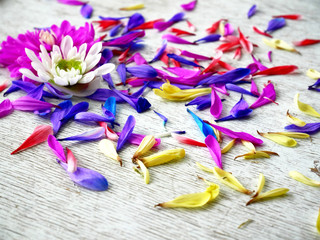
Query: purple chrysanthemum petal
0,99,14,118
57,0,86,5
268,51,272,62
225,83,258,97
116,132,161,147
153,110,168,126
180,50,212,60
229,95,252,118
12,96,58,111
266,17,286,33
127,53,147,65
210,88,223,119
149,39,167,63
284,123,320,134
251,55,268,71
154,13,185,31
61,102,89,122
87,89,124,102
51,100,73,135
103,31,145,47
126,64,158,78
109,23,123,37
205,134,223,169
80,4,93,19
27,84,44,100
162,34,196,45
247,4,257,18
167,54,203,68
57,160,108,191
194,34,221,44
185,94,211,110
45,83,73,99
101,49,114,64
74,112,114,123
116,115,136,151
181,0,197,11
47,135,66,162
250,82,276,109
123,13,145,34
117,63,127,85
58,127,105,141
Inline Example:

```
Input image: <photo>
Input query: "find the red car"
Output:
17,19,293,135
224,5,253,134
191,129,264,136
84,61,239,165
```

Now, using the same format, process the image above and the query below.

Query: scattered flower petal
187,108,216,138
293,39,320,47
138,148,185,167
181,0,197,11
120,3,145,11
247,188,289,205
252,26,273,38
51,100,73,135
254,65,298,76
221,139,236,153
47,135,66,162
272,14,302,20
250,81,276,109
58,127,105,141
205,135,223,169
194,34,221,44
306,69,320,80
66,147,78,173
99,139,122,166
136,159,150,184
117,115,136,151
266,18,286,33
171,132,206,147
247,4,257,18
133,135,156,160
0,99,14,118
12,96,58,112
162,34,196,45
295,93,320,118
80,4,93,19
289,171,320,187
153,110,168,126
263,39,299,53
210,88,223,119
285,123,320,134
257,131,297,147
57,0,86,5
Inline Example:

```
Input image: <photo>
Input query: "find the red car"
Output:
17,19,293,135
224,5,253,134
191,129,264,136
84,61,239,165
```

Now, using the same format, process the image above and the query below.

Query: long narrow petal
247,4,257,18
250,81,276,109
205,135,222,169
293,39,320,46
149,39,167,63
263,38,299,53
153,110,168,126
51,100,73,135
167,54,203,68
75,112,113,123
252,26,273,38
258,131,297,147
317,208,320,234
127,65,158,78
57,160,108,191
99,139,122,165
133,135,156,159
116,115,136,151
136,160,150,184
285,123,320,134
253,65,298,76
171,133,206,147
0,99,14,118
62,102,89,122
271,132,309,138
295,93,320,118
162,34,197,45
12,96,58,111
247,188,289,205
11,125,53,154
194,34,221,44
120,3,145,11
57,0,86,5
187,108,216,138
47,135,66,162
286,110,306,127
66,147,78,173
272,14,301,20
117,63,127,85
58,127,105,141
139,148,185,167
221,139,236,153
213,167,252,194
253,173,265,197
210,88,223,119
289,171,320,187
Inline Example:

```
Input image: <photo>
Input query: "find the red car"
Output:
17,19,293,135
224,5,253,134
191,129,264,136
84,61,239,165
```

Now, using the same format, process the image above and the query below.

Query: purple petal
205,135,222,169
116,132,161,147
12,96,58,111
205,122,263,145
250,80,260,96
224,23,234,36
48,135,66,162
181,0,197,11
217,95,252,121
169,12,185,22
87,89,124,102
185,94,211,110
57,160,108,191
62,102,89,122
126,64,158,78
127,53,147,65
164,67,200,78
51,100,73,135
149,40,167,63
109,24,123,37
123,13,145,33
116,115,136,151
284,123,320,134
266,18,286,33
247,4,257,18
250,82,276,109
103,31,145,47
210,88,223,119
102,74,114,88
246,63,259,74
154,13,185,32
131,82,150,98
194,34,221,44
225,83,258,97
308,79,320,92
180,50,212,60
45,83,73,99
57,0,86,5
153,110,168,126
162,34,196,45
80,4,93,19
158,69,213,86
147,81,193,90
268,51,272,62
187,108,217,138
0,99,14,118
75,112,114,123
58,127,105,141
27,84,44,100
117,63,127,85
5,81,54,98
99,16,128,21
252,55,268,71
101,49,114,64
167,54,203,68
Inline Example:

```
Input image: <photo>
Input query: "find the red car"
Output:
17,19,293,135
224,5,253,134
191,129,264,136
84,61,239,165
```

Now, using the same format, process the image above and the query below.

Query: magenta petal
103,31,145,47
181,0,197,11
180,50,212,60
48,135,66,162
210,88,223,119
116,115,136,151
57,0,86,5
250,79,260,96
57,160,108,191
205,122,263,145
80,4,93,19
205,135,222,169
0,99,14,118
12,96,57,111
162,34,196,45
250,82,276,109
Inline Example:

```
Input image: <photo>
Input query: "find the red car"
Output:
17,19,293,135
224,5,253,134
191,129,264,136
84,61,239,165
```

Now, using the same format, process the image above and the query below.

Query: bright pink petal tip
205,135,223,169
210,88,223,119
181,0,197,11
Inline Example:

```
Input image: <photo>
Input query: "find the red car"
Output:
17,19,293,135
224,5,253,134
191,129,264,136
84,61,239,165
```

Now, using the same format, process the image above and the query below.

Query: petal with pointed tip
205,135,222,169
47,135,66,162
116,115,136,151
58,127,105,141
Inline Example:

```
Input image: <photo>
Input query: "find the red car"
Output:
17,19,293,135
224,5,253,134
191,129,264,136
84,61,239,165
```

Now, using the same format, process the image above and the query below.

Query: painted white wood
0,0,319,239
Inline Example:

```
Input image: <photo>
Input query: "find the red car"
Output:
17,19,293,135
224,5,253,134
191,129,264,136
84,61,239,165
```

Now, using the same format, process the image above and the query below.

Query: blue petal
225,83,258,97
101,49,113,64
51,100,73,135
109,23,123,37
87,89,124,102
185,94,211,110
131,82,150,98
187,108,217,139
247,4,257,18
80,4,93,19
169,12,185,22
166,54,203,68
62,101,89,122
58,160,108,191
58,127,106,141
154,110,168,126
27,83,44,100
284,123,320,134
117,63,127,85
102,73,114,88
126,64,158,78
75,112,114,123
266,18,286,33
194,34,221,44
117,115,136,151
123,13,145,33
103,97,116,118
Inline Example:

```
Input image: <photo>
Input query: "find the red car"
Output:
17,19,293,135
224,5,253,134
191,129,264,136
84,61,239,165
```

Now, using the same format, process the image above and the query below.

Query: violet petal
153,110,168,126
75,112,114,123
126,64,158,78
162,34,196,45
12,96,57,111
80,4,93,19
250,82,276,109
117,63,127,85
101,49,114,64
45,83,73,99
185,94,211,110
57,0,86,5
266,18,286,33
181,0,197,11
47,135,66,162
180,50,212,60
27,84,44,100
225,83,258,97
149,39,167,63
116,115,136,151
103,31,145,47
109,24,123,37
205,134,223,169
0,99,14,118
247,4,257,18
87,89,124,102
167,54,203,68
284,123,320,134
62,102,89,122
58,127,106,141
51,100,73,135
123,13,145,33
194,34,221,44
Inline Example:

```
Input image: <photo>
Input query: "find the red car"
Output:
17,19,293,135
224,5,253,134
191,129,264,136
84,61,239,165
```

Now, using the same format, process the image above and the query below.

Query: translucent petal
221,139,236,154
247,188,289,205
196,162,214,173
289,171,320,187
241,140,256,152
263,38,299,53
253,173,265,198
99,139,122,166
271,132,309,139
295,93,320,118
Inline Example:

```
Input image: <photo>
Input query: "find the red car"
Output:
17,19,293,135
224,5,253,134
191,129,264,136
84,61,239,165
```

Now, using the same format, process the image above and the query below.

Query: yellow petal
137,160,150,184
306,69,320,80
153,82,211,101
133,135,156,160
119,3,145,10
99,139,122,166
294,93,320,118
221,139,236,154
237,219,254,229
219,20,225,36
139,148,185,167
258,131,297,147
156,183,219,208
235,151,271,160
286,110,306,127
289,171,320,187
247,188,289,205
196,162,214,173
263,38,299,53
253,173,265,197
317,208,320,234
213,167,252,194
271,131,309,139
241,140,256,152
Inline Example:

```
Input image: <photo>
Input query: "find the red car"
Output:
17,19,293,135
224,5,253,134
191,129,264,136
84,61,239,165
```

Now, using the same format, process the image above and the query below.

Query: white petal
78,71,95,84
78,43,87,61
39,45,52,71
60,35,73,60
67,46,77,60
19,68,45,82
85,53,101,72
37,69,52,82
87,42,102,56
25,48,41,64
94,63,115,76
31,61,47,73
53,76,69,86
68,75,83,85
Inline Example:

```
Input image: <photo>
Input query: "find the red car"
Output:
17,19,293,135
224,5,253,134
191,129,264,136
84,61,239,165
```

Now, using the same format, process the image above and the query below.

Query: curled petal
289,171,320,187
287,110,306,127
253,173,265,197
295,93,320,118
205,135,222,169
11,125,53,154
181,0,197,11
117,115,136,151
153,110,168,126
57,160,108,191
136,160,150,184
250,81,276,109
99,139,121,165
306,69,320,80
133,135,156,159
138,148,185,167
241,140,256,152
48,135,66,162
221,139,236,154
257,131,297,147
62,102,89,122
58,127,105,141
0,99,14,118
99,122,119,141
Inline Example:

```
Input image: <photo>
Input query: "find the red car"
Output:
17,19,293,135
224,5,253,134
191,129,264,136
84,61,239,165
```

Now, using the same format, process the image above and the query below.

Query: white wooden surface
0,0,320,239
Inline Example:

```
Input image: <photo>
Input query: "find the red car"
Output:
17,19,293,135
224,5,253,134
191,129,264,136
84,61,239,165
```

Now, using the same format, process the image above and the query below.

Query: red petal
169,28,196,36
93,20,120,31
252,26,273,38
272,14,302,20
218,60,235,70
293,39,320,46
171,133,206,147
254,65,298,76
238,28,253,53
11,125,53,154
186,20,196,31
66,147,78,173
206,19,227,34
0,81,9,93
131,19,165,30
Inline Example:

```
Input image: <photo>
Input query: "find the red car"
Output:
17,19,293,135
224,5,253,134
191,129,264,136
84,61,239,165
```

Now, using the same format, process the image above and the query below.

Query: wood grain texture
0,0,320,239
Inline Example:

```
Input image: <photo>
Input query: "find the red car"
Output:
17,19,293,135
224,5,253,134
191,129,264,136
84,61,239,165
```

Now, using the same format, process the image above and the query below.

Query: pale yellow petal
286,110,306,127
133,135,156,160
272,132,309,139
137,160,150,184
99,139,122,166
263,38,299,53
253,173,265,197
295,93,320,118
139,148,185,167
241,140,256,152
317,208,320,234
289,171,320,187
247,188,289,205
221,139,236,154
258,131,297,147
120,3,145,10
196,162,214,173
235,151,271,160
219,20,225,36
213,167,252,194
306,69,320,80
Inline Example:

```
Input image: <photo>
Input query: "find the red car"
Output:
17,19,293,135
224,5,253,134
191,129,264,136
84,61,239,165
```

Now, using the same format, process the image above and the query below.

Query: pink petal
12,96,58,111
210,88,223,119
48,135,66,162
0,99,14,118
66,147,78,173
181,0,197,11
11,125,53,154
205,135,222,169
250,79,260,96
250,81,276,109
57,0,86,5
